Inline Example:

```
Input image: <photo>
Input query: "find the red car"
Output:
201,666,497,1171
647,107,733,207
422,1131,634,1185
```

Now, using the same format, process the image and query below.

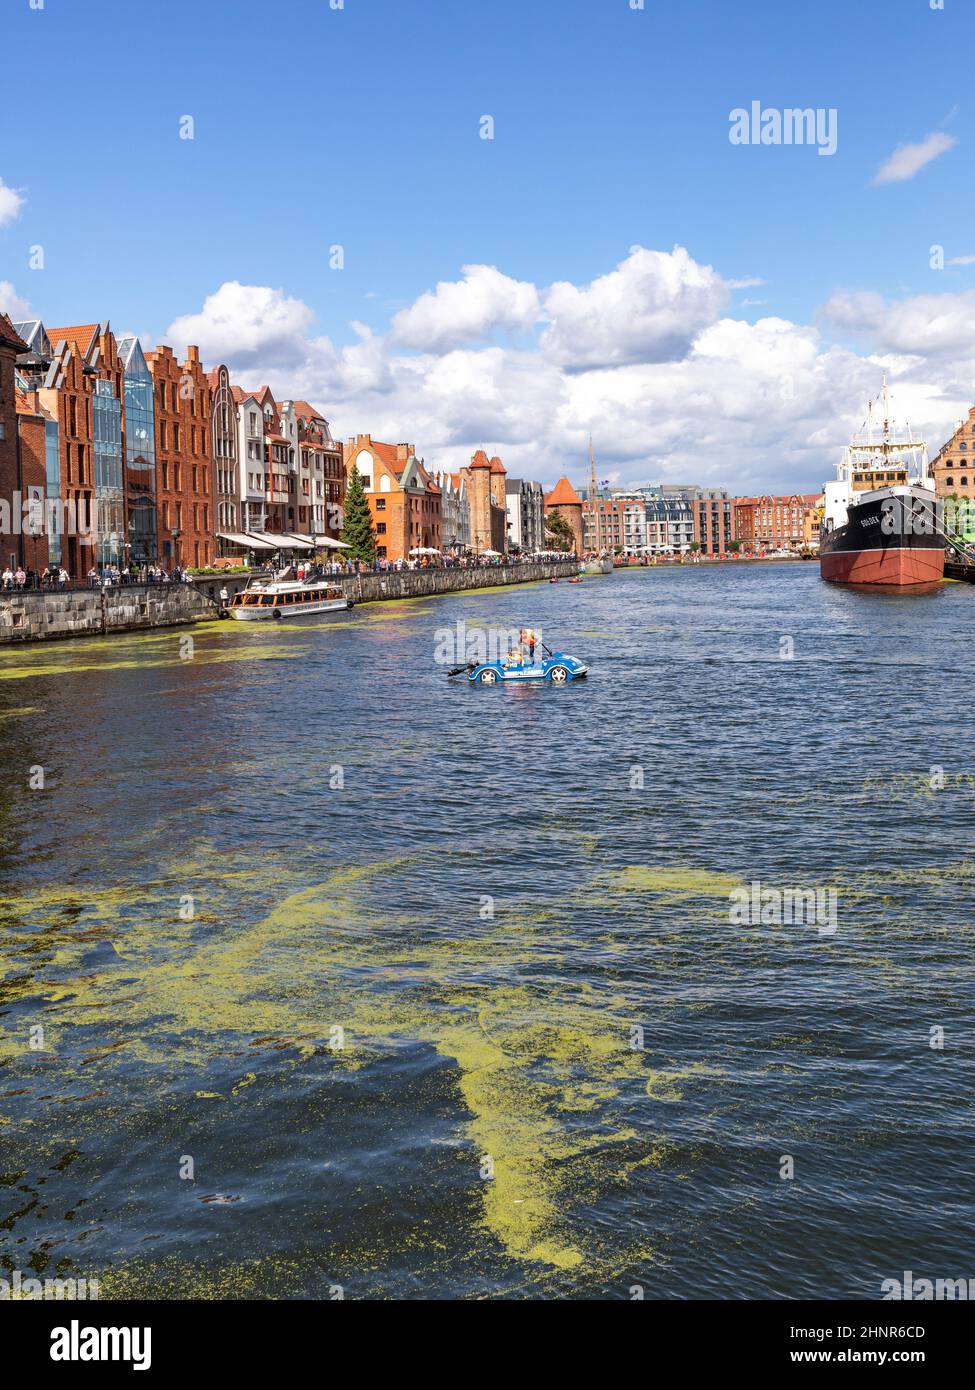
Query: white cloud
0,281,32,321
390,264,540,352
540,245,729,369
162,251,975,493
947,255,975,267
0,178,25,228
166,281,315,370
821,287,975,356
872,132,957,185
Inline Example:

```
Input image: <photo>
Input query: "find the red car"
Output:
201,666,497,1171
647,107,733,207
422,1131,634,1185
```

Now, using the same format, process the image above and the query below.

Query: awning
217,531,277,551
275,532,316,551
241,532,280,551
314,535,352,550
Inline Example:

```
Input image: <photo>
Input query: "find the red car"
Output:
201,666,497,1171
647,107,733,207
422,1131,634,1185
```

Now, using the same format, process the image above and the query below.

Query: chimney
187,345,200,363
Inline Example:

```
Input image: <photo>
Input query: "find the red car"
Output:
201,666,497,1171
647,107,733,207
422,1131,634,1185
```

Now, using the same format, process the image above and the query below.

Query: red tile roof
0,313,28,354
44,323,99,358
545,477,583,507
489,454,506,475
469,449,491,469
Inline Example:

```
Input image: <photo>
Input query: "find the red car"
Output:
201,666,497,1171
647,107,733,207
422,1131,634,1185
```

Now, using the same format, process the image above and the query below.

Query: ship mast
588,435,598,555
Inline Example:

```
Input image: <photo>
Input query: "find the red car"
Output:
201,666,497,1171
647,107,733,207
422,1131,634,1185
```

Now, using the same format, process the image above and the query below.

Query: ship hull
819,492,944,588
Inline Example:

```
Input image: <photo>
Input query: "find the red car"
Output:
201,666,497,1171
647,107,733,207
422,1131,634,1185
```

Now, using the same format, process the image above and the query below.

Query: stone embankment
0,560,582,643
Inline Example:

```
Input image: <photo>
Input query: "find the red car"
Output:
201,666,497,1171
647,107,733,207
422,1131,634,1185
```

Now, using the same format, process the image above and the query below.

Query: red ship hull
819,545,944,587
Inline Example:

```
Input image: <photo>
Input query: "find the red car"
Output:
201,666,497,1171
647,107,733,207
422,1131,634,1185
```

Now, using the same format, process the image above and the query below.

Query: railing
1,575,194,595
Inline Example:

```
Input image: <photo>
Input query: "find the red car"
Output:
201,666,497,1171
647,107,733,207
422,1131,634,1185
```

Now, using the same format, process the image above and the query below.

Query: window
377,522,387,534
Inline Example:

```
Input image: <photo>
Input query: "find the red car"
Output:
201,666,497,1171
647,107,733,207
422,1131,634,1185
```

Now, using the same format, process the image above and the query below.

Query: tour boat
820,377,944,587
229,579,354,620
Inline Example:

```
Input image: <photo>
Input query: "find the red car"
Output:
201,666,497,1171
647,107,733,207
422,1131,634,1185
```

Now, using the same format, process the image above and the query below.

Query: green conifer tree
340,464,377,563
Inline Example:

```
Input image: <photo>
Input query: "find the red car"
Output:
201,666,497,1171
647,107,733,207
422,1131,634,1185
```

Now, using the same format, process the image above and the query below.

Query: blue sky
2,0,973,489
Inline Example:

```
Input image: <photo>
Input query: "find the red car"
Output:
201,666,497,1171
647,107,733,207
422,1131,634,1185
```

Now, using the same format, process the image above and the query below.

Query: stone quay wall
0,560,581,643
0,584,214,644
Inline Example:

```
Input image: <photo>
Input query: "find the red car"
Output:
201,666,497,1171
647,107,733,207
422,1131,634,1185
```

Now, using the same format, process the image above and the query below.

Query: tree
545,509,575,552
340,464,377,562
728,540,741,553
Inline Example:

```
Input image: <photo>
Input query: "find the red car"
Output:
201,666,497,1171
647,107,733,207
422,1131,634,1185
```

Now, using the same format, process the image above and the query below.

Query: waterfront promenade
0,557,580,644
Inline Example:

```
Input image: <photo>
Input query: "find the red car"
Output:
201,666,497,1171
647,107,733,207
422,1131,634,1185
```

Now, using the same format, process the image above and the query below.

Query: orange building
343,434,442,561
544,477,584,555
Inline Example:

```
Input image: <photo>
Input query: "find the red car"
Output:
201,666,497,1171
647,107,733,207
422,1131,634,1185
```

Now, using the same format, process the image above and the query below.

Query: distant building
543,477,584,555
505,478,545,553
580,493,628,554
691,490,735,556
734,494,821,552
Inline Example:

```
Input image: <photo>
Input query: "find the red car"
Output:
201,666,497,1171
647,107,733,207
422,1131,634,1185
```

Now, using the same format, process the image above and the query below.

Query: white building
432,469,471,550
505,478,545,553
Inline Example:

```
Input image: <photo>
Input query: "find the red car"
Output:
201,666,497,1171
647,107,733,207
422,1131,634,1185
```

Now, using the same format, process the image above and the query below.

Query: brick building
344,435,442,561
460,450,507,554
931,405,975,501
544,476,584,555
0,314,29,567
147,344,214,569
581,493,627,554
12,387,51,576
13,320,97,581
734,494,821,553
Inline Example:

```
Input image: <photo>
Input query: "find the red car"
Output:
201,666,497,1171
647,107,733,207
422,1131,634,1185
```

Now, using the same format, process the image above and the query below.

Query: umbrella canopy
480,548,503,557
409,547,441,556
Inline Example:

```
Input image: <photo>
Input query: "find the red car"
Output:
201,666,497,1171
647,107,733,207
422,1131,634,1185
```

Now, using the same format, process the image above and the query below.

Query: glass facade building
117,337,157,565
92,379,125,567
44,418,61,567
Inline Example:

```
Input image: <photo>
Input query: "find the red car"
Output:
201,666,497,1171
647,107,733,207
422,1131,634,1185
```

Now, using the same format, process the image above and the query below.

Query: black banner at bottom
5,1297,969,1374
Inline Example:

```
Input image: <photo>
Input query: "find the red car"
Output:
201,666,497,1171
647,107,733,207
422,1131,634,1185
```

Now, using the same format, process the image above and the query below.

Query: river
1,562,973,1298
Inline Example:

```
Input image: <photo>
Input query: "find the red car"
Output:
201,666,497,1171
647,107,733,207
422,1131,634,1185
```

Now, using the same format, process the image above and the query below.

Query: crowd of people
3,549,570,596
296,550,568,577
2,564,71,591
86,564,192,587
